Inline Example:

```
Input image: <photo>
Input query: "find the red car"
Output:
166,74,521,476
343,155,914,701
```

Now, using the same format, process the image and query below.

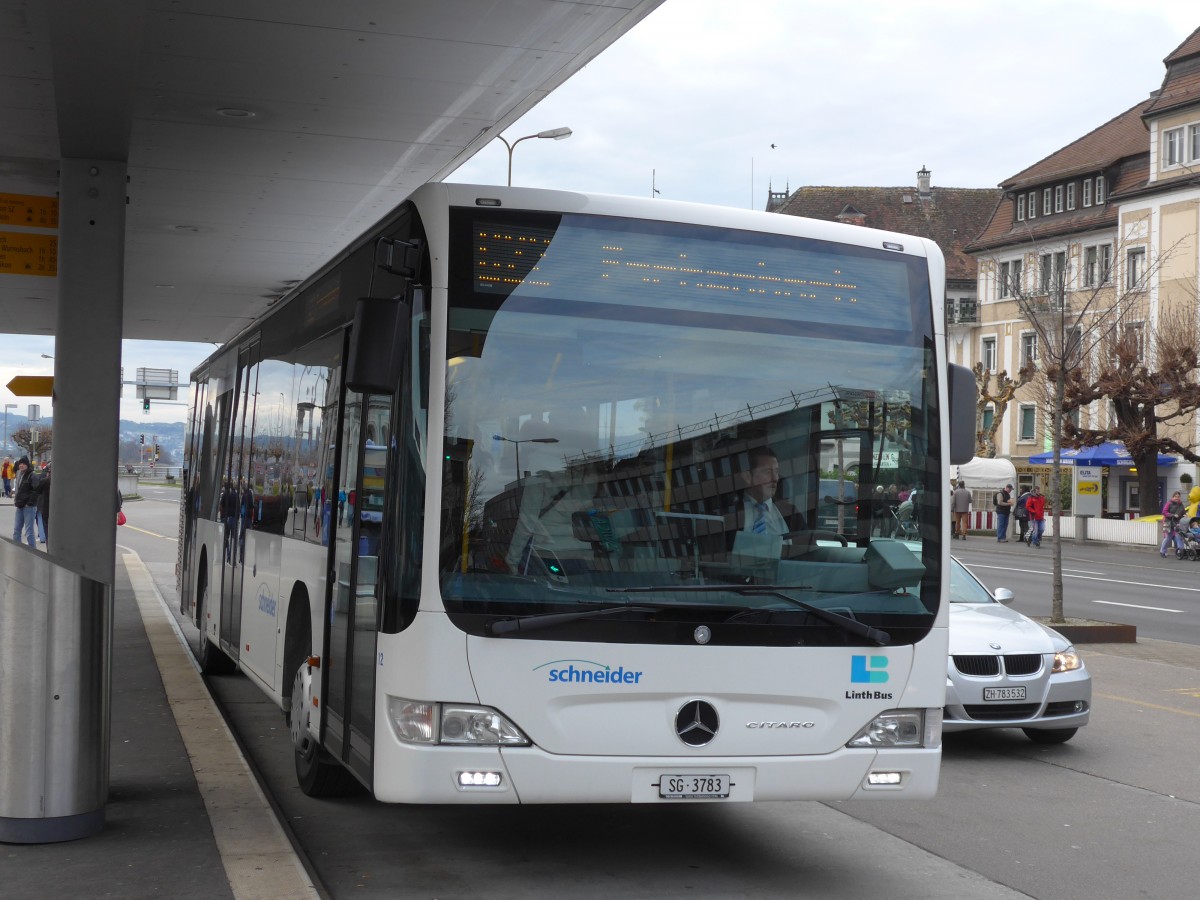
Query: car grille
963,703,1041,721
953,655,999,676
952,654,1044,677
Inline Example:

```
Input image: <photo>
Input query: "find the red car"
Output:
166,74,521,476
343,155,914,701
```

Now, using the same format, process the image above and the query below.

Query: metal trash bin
0,540,111,843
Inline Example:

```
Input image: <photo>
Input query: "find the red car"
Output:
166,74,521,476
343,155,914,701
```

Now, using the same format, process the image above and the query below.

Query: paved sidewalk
2,548,317,900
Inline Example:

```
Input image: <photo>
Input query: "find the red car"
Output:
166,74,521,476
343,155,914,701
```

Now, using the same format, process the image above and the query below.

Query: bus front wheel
289,652,355,797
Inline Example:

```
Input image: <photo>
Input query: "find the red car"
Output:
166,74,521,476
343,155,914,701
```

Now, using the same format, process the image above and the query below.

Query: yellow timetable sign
0,231,58,277
0,193,59,229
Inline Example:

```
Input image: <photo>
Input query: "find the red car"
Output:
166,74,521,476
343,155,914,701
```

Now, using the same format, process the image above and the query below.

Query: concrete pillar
47,160,126,582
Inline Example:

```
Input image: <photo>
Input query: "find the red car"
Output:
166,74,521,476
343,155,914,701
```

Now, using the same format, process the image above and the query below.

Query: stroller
889,500,919,540
1180,517,1200,561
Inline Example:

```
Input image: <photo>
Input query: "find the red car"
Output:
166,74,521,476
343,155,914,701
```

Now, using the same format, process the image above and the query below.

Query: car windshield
948,558,997,604
436,208,944,645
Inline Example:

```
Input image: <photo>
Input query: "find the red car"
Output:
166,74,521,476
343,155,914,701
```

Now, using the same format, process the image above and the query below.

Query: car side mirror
993,587,1014,605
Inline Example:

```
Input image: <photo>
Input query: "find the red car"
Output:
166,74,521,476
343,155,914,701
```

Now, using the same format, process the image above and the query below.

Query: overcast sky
3,1,1197,426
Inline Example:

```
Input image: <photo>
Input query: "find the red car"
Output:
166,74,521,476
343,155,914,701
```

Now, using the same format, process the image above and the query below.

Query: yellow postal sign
0,231,58,277
0,193,59,229
1077,480,1100,495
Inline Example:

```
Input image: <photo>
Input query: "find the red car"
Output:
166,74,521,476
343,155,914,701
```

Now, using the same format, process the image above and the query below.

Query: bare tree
12,426,51,461
974,361,1036,458
1005,233,1178,622
1056,306,1200,507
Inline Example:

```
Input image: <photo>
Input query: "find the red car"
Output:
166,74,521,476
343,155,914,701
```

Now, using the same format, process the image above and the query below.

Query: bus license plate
983,687,1026,701
659,774,729,799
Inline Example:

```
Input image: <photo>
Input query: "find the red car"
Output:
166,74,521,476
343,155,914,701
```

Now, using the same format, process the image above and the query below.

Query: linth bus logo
851,655,889,684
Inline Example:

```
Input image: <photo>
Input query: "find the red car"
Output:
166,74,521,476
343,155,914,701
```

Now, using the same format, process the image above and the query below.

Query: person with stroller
1014,486,1031,544
1160,490,1186,558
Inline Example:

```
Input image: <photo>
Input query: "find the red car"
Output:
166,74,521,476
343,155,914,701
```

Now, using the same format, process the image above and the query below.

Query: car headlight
387,697,530,746
1053,646,1082,673
848,709,935,748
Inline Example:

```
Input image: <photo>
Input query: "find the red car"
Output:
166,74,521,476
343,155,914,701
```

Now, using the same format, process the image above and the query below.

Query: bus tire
196,564,234,675
286,606,355,797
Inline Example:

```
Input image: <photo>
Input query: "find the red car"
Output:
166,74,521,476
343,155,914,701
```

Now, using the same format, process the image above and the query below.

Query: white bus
178,182,976,803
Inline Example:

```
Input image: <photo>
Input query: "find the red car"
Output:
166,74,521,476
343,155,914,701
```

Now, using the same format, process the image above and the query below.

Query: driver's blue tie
753,502,768,534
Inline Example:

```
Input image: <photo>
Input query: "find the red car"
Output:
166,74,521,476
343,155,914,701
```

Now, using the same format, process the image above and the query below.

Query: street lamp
3,403,15,454
493,434,559,487
497,127,572,186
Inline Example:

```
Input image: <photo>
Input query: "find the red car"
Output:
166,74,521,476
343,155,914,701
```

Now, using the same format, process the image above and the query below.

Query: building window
1095,175,1105,204
1125,321,1145,361
1021,332,1038,368
1018,404,1037,442
1067,183,1076,210
1028,191,1037,219
999,258,1022,298
1017,194,1025,221
1043,188,1052,216
1082,178,1092,207
982,337,997,374
1127,247,1146,291
1164,127,1184,167
982,406,995,434
1084,244,1112,287
1065,325,1083,366
1054,185,1064,212
1192,124,1200,164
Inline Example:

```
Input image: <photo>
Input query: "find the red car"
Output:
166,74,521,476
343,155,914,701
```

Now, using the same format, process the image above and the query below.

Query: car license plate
658,774,729,799
983,687,1026,701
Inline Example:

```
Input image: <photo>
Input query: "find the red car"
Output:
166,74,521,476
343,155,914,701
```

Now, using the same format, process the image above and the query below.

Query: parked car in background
944,556,1091,743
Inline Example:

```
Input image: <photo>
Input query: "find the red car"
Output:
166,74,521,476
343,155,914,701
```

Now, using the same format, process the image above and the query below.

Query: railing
967,509,1157,546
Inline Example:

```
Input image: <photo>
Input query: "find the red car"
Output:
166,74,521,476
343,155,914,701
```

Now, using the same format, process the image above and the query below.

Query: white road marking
1092,599,1183,613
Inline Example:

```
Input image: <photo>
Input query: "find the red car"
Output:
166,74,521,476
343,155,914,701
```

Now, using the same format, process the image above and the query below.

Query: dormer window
1027,191,1037,219
1082,179,1092,207
1017,194,1026,221
1043,188,1052,216
1067,183,1076,210
1054,185,1064,213
1095,176,1105,204
1164,127,1184,167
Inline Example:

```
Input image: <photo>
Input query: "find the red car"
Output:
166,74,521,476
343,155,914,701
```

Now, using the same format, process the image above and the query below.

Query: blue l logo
851,655,889,684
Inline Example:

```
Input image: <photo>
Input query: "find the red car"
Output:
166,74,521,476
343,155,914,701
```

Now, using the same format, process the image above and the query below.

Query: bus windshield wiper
609,584,891,646
486,604,662,635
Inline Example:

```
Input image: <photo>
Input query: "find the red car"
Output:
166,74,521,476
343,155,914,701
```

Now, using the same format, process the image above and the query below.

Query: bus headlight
387,697,530,746
847,709,929,748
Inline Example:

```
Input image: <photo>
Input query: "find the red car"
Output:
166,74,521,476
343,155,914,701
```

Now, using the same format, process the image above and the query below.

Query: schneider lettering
845,689,894,700
547,664,643,684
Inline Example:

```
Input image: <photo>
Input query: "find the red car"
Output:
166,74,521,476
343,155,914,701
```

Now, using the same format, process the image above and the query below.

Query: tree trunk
1050,364,1065,623
1136,452,1159,517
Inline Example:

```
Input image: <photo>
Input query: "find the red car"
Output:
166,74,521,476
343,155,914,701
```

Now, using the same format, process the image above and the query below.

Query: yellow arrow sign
6,375,54,397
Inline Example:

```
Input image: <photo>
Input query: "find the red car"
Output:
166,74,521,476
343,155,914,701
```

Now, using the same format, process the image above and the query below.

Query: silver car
945,557,1091,743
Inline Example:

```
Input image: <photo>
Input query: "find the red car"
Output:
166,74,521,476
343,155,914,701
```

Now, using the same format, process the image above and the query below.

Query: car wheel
1023,727,1077,744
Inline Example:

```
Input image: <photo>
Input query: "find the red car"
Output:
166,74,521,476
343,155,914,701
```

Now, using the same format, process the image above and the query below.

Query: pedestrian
1026,485,1047,548
1160,490,1186,558
952,480,972,539
219,479,238,563
10,456,37,547
994,483,1014,542
34,463,48,543
1,455,13,498
32,463,50,543
1014,487,1031,544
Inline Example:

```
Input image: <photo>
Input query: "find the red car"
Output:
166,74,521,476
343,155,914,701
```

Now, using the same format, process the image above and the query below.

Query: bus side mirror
948,363,976,465
347,296,411,395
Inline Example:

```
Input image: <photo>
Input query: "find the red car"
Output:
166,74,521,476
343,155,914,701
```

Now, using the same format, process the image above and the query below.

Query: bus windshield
438,208,941,646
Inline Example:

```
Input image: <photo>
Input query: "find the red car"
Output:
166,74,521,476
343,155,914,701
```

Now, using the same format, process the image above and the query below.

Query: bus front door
325,389,390,785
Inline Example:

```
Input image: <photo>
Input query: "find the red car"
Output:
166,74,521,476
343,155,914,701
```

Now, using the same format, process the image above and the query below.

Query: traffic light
155,443,160,459
143,397,150,411
140,434,145,445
